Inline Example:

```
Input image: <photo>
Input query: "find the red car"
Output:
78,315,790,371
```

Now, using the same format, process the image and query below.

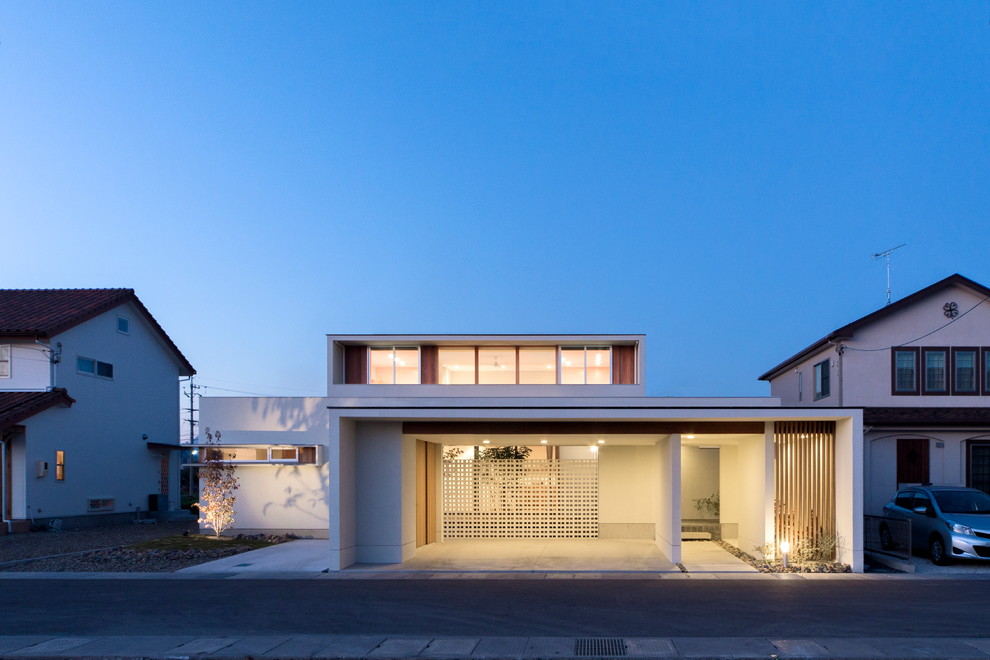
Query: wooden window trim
922,347,949,395
891,347,920,396
951,347,980,396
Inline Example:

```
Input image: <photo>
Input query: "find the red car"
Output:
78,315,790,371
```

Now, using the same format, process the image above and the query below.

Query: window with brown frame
55,450,65,481
952,347,979,395
922,347,948,395
891,347,919,395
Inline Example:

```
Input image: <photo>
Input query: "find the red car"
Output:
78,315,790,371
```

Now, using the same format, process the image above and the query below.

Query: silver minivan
883,486,990,565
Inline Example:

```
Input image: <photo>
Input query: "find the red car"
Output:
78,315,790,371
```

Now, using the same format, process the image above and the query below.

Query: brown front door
897,438,930,486
416,440,437,547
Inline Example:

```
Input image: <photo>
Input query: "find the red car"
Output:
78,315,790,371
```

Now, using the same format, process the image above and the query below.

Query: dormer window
368,347,420,384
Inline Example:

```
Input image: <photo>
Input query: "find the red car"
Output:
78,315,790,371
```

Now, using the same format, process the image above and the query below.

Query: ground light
780,541,791,568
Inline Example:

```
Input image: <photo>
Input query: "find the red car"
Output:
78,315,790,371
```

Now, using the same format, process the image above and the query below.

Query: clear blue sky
2,2,988,399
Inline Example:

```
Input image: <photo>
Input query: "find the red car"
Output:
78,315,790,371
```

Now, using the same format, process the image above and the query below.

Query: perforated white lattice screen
443,459,599,538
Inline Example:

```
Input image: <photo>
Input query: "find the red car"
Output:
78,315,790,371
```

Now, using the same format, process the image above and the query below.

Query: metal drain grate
575,638,626,656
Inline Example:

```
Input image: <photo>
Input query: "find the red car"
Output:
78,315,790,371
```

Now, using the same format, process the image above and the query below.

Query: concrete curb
2,635,990,659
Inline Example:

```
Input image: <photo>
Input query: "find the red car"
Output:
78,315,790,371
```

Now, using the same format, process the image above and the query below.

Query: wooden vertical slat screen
773,421,836,559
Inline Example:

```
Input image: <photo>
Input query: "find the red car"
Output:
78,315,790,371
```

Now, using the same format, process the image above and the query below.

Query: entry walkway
179,539,754,575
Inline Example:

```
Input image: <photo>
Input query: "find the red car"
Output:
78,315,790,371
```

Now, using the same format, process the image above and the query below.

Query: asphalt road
1,578,987,638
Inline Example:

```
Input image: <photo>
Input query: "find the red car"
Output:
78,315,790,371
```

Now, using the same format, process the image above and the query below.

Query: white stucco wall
0,341,51,391
199,396,330,537
20,303,185,520
227,464,329,536
598,445,657,538
734,432,773,558
680,447,719,520
718,445,740,537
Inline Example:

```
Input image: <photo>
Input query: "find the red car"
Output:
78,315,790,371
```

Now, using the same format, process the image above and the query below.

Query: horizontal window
77,357,113,379
186,445,320,465
368,347,419,384
891,346,990,397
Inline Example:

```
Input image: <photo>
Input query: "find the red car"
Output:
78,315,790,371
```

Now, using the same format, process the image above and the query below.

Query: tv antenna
872,243,906,306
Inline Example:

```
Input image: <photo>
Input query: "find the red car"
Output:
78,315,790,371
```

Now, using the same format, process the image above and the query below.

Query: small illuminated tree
196,428,239,537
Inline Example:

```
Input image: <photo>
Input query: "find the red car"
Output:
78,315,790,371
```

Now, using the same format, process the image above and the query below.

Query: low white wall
227,464,329,537
599,445,657,538
681,447,719,520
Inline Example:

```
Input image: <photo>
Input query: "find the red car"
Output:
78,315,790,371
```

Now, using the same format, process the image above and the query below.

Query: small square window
77,357,95,374
96,361,114,378
117,317,129,334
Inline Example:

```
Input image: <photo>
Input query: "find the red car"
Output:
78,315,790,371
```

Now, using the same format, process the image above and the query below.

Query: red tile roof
0,389,75,432
0,288,194,376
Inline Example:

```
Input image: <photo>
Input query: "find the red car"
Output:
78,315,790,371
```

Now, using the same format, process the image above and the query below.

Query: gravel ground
0,521,269,573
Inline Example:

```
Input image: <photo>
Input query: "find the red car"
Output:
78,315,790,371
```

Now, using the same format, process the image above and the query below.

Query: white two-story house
0,289,195,532
760,273,990,516
202,334,864,570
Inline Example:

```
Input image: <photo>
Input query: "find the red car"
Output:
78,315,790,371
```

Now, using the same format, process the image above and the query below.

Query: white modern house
760,273,990,516
201,334,864,571
0,289,195,532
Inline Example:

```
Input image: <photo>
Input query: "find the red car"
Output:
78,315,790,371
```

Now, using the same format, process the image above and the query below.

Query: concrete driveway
179,539,755,574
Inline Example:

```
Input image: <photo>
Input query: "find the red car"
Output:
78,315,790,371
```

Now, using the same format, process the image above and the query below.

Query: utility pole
183,377,201,444
872,244,906,306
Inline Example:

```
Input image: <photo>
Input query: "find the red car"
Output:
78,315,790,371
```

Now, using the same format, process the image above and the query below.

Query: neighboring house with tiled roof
0,289,194,532
760,273,990,516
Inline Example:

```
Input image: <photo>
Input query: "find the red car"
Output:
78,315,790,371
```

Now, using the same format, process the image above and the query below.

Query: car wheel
879,525,893,551
930,535,951,566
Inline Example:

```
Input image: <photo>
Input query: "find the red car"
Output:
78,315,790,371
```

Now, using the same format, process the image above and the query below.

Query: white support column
655,433,682,563
327,416,356,570
835,413,864,572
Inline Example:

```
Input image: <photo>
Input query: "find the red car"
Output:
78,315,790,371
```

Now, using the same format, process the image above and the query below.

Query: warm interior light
589,446,598,453
540,439,548,444
597,439,605,444
780,541,791,554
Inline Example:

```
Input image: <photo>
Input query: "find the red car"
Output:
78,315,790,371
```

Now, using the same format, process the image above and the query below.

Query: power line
843,295,990,352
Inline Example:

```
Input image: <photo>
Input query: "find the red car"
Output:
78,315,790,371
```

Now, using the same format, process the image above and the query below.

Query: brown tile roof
759,274,990,381
864,407,990,427
0,289,194,376
0,389,75,432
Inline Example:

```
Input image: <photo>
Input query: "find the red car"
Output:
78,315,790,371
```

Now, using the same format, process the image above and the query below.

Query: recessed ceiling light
684,435,696,439
540,439,548,444
482,440,490,444
597,439,605,444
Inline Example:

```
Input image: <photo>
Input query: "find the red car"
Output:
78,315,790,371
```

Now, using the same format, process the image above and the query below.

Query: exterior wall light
780,541,791,568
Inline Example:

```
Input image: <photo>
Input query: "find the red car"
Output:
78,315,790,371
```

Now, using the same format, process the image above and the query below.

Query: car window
933,490,990,514
913,492,931,511
894,491,915,509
